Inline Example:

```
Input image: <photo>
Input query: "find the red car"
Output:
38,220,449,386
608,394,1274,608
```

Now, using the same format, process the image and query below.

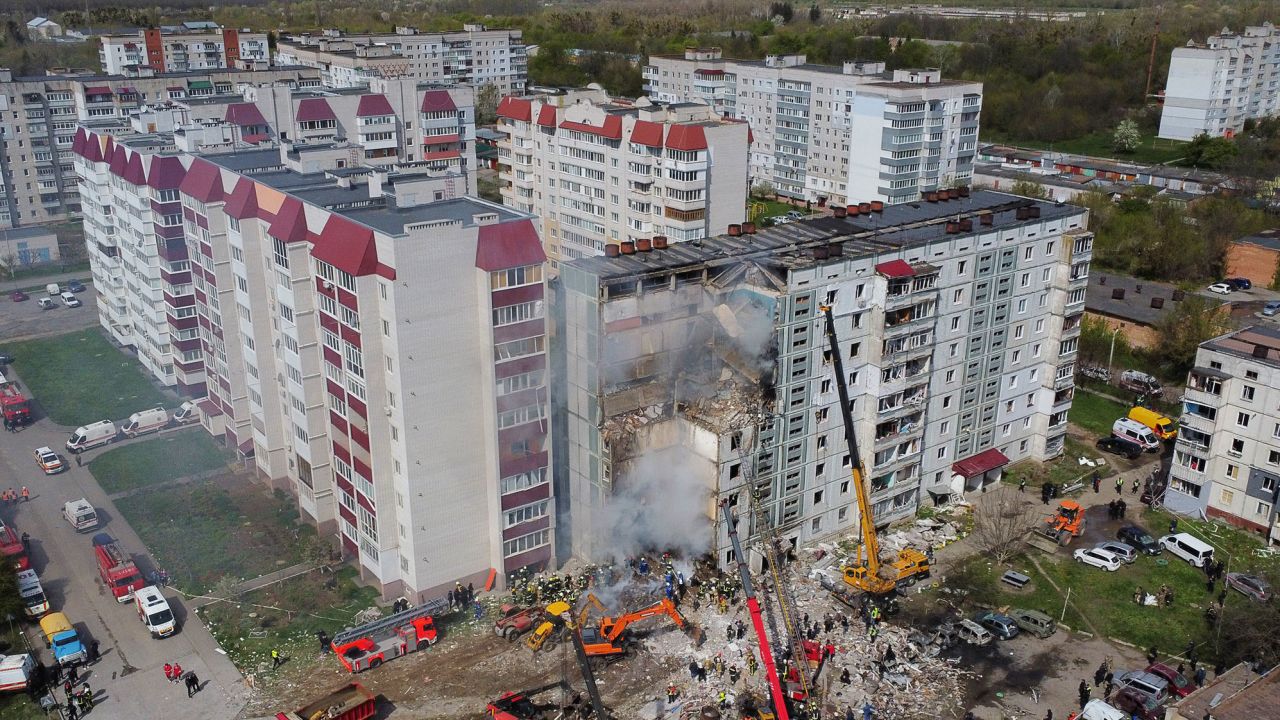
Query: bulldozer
1035,499,1087,546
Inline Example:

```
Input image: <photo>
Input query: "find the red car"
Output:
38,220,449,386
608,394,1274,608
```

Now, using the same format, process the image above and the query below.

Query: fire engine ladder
741,441,812,704
331,597,449,647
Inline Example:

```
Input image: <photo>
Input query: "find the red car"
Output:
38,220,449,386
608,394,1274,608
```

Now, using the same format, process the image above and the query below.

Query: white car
1074,547,1123,571
34,446,64,474
1208,283,1234,295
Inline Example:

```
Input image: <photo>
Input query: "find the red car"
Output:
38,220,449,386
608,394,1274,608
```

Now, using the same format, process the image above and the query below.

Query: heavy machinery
275,682,376,720
0,378,32,428
580,597,704,657
821,305,931,596
331,598,447,672
1035,499,1087,546
486,681,592,720
720,499,790,720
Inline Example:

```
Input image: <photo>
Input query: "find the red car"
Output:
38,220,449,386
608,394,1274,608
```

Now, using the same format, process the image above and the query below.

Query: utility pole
1146,4,1166,100
1060,586,1072,623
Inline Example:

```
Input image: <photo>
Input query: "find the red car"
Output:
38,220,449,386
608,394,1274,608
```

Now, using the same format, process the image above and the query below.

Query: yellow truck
1128,406,1176,441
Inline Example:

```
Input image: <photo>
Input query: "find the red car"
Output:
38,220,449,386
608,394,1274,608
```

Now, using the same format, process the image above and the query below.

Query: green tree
474,83,500,127
769,2,794,23
808,5,821,23
1183,133,1238,168
1010,178,1050,200
0,569,22,624
1079,315,1127,368
1272,255,1280,292
1156,295,1234,376
1112,119,1141,153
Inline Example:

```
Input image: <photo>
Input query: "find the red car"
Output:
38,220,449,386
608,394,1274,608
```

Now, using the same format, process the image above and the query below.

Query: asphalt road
0,363,250,718
2,286,101,345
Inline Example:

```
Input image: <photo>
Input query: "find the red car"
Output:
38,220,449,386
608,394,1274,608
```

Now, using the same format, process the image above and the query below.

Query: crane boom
555,606,609,718
821,305,882,575
720,500,790,720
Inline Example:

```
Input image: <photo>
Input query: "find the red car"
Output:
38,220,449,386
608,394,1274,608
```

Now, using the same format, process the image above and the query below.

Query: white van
62,499,98,532
0,654,34,692
15,570,49,617
172,401,198,424
121,407,169,437
66,420,118,453
60,291,80,308
134,586,176,638
1080,699,1128,720
1112,418,1160,451
1160,532,1215,568
45,283,59,296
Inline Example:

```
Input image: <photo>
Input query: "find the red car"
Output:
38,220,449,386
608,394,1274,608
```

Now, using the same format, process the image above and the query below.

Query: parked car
1226,277,1252,290
60,292,80,308
1080,699,1128,720
1116,525,1161,556
1096,436,1143,459
1119,369,1162,396
1073,547,1123,571
1160,532,1215,568
1208,282,1234,294
954,619,993,646
1007,608,1056,638
1110,688,1162,720
37,298,54,310
1116,670,1171,705
973,611,1020,640
9,290,27,302
1093,541,1137,564
1080,365,1112,382
33,447,63,475
1145,662,1194,698
785,210,804,220
1223,572,1271,602
1264,301,1280,317
65,279,85,293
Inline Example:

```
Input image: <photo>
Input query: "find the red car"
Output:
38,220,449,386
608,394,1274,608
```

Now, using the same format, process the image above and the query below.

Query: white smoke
599,445,714,563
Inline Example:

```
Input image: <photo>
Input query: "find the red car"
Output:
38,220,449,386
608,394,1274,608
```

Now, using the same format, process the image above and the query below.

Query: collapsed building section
554,191,1092,570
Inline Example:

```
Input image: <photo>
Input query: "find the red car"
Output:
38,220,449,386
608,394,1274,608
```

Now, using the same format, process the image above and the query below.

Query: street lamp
1108,327,1123,370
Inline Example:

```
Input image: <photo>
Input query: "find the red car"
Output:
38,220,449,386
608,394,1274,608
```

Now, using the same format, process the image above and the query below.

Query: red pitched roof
496,96,532,122
560,115,623,140
311,214,380,277
664,124,708,151
146,155,185,190
630,120,663,147
84,86,112,96
122,151,147,185
72,128,86,156
536,104,557,128
952,449,1010,478
355,94,394,117
420,90,457,113
875,259,915,279
223,178,260,220
475,219,547,272
296,98,336,123
178,158,224,203
694,68,725,76
225,102,267,127
268,196,309,244
108,144,128,177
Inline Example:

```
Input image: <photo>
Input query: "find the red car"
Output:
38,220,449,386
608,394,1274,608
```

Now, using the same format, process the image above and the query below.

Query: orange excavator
821,305,931,597
579,597,705,656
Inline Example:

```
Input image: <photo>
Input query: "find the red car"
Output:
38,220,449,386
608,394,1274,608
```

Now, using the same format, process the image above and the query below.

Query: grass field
988,131,1188,166
116,474,314,594
89,430,232,494
6,328,170,427
749,196,806,223
1069,389,1130,437
1005,435,1116,490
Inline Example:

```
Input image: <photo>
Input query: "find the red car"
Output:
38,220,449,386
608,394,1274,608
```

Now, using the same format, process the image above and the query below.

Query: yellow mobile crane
820,305,931,596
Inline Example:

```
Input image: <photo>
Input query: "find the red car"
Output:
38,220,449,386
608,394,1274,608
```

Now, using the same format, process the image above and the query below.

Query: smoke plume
598,445,714,562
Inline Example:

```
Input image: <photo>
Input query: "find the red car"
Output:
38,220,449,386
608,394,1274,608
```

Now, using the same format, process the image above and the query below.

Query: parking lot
3,283,100,344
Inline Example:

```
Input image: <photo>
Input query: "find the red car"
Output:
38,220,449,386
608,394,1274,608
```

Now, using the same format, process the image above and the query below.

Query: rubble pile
877,512,970,555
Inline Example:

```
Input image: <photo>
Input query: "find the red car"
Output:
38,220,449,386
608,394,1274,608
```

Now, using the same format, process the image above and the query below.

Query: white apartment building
0,66,320,228
555,191,1090,566
276,25,527,93
644,48,982,205
72,80,477,394
1170,326,1280,541
1159,23,1280,141
74,131,553,600
494,90,749,268
99,27,270,76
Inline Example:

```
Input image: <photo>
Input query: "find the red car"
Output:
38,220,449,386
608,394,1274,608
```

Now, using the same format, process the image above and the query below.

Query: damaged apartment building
554,190,1092,568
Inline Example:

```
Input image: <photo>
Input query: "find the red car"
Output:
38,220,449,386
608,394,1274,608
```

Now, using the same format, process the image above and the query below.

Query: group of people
1106,498,1129,520
59,682,94,717
1133,583,1176,607
162,662,202,697
1,486,29,504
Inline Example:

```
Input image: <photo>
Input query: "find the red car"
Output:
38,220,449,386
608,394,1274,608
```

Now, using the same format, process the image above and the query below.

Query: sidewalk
0,268,90,294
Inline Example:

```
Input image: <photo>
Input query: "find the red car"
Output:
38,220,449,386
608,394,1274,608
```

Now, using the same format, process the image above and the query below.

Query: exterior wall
1159,24,1280,141
1169,335,1280,537
1085,313,1162,350
643,51,982,205
0,227,60,265
1225,242,1280,289
556,194,1089,567
99,30,271,75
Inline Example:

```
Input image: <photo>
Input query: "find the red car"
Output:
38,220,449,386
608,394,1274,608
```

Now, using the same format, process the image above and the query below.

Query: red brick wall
1225,242,1280,288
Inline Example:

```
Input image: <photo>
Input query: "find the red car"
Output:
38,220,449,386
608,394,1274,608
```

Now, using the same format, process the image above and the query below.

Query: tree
1112,119,1141,154
769,2,794,23
1184,133,1239,169
474,83,500,127
1156,294,1234,376
808,4,821,23
1216,568,1280,669
1010,178,1050,200
0,570,23,625
973,488,1038,565
1080,315,1127,368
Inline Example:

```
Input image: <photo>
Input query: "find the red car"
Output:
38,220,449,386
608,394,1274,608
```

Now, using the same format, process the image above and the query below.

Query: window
490,265,544,289
341,305,360,329
273,237,289,268
1242,385,1256,401
358,506,377,542
505,500,549,528
501,468,548,494
503,529,550,557
1226,465,1239,480
319,294,337,317
1257,501,1273,518
943,395,953,409
1231,438,1245,456
1238,412,1252,428
1220,488,1235,504
493,301,544,326
280,304,294,323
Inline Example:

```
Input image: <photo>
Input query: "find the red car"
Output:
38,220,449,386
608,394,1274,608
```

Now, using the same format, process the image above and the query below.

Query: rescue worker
20,486,29,502
667,683,678,704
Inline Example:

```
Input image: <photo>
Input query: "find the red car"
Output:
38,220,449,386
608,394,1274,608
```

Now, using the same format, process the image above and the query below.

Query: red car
10,290,28,302
1145,662,1194,698
1112,688,1163,720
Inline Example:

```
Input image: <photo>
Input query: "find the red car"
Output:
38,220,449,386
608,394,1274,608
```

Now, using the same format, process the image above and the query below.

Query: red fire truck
0,521,29,571
0,373,32,427
91,533,143,602
331,598,447,673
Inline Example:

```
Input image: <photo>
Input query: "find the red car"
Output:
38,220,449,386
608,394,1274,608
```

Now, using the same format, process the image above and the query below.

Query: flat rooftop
1084,273,1215,326
569,190,1084,281
1204,325,1280,369
340,197,524,236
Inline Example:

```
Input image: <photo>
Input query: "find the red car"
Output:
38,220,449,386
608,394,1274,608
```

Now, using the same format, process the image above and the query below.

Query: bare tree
973,488,1038,564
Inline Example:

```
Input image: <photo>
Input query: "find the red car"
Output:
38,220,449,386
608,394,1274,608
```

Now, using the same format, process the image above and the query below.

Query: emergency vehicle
92,533,143,601
331,598,447,672
0,373,31,427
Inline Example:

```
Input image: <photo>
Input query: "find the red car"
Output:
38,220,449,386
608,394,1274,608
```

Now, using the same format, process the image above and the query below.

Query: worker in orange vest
20,487,29,502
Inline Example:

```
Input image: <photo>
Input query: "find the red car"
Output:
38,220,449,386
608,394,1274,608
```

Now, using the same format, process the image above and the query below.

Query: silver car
1094,541,1137,564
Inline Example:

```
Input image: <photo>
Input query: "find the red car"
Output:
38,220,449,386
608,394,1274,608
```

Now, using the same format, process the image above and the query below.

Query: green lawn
1005,435,1115,490
5,328,170,427
987,131,1188,165
1069,389,1130,437
117,477,314,594
942,554,1089,631
5,260,92,290
89,430,233,494
749,196,805,223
